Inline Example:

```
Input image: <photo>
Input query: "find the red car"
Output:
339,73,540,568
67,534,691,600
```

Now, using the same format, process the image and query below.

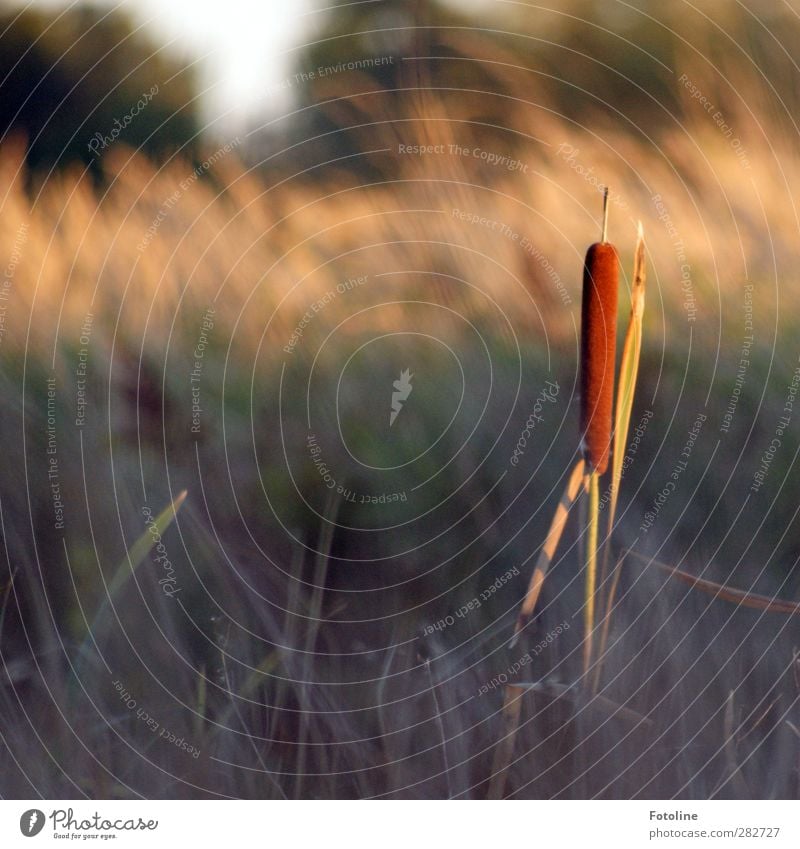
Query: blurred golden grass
0,90,792,382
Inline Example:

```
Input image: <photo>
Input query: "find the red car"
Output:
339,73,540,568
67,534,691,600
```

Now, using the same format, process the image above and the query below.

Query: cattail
579,190,619,475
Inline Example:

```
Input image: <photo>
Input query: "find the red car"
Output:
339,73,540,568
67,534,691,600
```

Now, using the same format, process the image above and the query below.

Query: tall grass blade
107,490,188,601
511,459,585,645
488,684,524,799
76,490,187,671
625,548,800,614
593,224,646,691
608,222,646,531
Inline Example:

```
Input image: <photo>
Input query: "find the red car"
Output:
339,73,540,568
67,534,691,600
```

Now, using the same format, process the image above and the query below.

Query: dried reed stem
488,684,525,799
593,222,646,692
625,548,800,614
511,459,586,645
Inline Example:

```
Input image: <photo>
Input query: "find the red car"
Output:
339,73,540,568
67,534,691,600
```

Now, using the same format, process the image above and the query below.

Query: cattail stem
583,470,599,675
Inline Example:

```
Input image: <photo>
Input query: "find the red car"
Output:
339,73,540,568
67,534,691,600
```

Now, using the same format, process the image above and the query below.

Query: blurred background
2,0,800,799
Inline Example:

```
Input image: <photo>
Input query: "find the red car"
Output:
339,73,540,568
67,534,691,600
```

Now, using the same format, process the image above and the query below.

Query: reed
579,237,619,477
493,192,626,796
512,458,586,644
593,222,646,692
579,189,619,673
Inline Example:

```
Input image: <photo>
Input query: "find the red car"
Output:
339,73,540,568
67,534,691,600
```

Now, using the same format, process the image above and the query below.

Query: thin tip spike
601,186,610,243
637,219,644,240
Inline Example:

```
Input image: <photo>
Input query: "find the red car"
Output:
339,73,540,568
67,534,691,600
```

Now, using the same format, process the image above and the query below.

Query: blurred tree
274,0,525,178
270,0,800,177
0,4,198,170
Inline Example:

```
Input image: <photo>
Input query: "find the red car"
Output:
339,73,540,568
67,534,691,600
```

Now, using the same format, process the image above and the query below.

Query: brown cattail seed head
580,242,619,474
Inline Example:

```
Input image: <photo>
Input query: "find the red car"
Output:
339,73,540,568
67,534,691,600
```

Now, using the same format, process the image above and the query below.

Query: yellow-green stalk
593,222,646,692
